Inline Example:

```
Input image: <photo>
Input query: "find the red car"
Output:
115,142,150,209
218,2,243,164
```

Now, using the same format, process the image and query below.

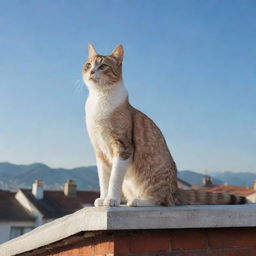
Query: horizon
1,1,255,173
1,161,255,174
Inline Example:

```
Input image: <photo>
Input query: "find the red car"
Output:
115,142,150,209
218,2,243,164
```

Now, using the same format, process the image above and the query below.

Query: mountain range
0,162,255,191
0,162,98,191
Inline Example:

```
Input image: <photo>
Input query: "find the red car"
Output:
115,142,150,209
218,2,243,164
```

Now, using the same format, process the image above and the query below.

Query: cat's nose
90,70,95,75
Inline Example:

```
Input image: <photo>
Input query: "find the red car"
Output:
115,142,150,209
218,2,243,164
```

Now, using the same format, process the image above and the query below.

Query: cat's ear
110,45,124,64
88,43,97,58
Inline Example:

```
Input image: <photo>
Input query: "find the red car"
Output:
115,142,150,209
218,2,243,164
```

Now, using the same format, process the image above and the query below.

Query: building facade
0,180,99,243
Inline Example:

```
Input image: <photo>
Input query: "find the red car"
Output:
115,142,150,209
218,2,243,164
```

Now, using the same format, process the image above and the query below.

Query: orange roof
193,185,256,197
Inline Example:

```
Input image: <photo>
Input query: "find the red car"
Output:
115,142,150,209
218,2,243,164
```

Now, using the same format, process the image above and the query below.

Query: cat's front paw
103,198,120,207
127,198,139,207
94,198,105,207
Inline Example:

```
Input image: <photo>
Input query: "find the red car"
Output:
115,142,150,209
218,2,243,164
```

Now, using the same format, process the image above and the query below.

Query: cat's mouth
89,76,98,82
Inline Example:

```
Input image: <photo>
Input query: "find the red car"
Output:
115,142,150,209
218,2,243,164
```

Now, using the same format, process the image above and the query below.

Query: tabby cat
82,44,245,207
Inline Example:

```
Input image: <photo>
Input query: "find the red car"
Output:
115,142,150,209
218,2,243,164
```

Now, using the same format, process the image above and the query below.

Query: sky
0,0,255,173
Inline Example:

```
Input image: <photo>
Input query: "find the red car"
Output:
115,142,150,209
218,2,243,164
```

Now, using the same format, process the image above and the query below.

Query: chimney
202,176,213,187
253,180,256,191
32,180,44,199
64,180,77,197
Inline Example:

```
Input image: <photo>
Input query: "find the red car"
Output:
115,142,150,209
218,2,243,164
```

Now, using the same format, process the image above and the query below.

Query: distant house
0,190,34,243
0,180,99,243
177,178,192,190
202,175,214,187
193,183,256,203
0,177,192,243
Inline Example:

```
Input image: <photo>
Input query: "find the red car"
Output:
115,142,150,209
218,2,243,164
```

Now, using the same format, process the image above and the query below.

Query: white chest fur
85,82,128,157
86,82,127,120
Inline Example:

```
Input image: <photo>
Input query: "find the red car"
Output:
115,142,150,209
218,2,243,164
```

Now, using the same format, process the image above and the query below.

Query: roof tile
21,189,100,218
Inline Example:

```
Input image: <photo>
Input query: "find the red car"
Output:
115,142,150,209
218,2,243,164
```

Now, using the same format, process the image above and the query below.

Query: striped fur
83,44,246,207
177,189,246,205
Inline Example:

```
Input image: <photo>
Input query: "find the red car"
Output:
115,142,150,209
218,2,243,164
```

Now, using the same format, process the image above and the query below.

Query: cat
82,44,246,207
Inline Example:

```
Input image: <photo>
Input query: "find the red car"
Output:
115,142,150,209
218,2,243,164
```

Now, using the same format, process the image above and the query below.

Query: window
10,226,34,239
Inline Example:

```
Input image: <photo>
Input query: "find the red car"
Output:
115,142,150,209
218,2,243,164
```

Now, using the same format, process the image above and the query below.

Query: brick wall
22,228,256,256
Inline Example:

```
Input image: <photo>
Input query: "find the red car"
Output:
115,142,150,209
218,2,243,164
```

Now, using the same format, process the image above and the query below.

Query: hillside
0,162,99,190
177,170,223,186
0,162,255,191
212,171,256,187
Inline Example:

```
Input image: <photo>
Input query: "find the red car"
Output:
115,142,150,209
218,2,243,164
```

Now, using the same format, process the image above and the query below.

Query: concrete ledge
1,204,256,256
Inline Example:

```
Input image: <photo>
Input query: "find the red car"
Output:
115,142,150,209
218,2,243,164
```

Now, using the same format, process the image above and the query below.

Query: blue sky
0,0,255,173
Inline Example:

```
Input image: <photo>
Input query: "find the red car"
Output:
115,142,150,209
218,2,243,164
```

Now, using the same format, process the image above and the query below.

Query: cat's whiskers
72,79,84,95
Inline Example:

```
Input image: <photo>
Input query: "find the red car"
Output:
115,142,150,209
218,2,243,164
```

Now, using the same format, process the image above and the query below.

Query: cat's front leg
103,156,130,207
94,156,111,207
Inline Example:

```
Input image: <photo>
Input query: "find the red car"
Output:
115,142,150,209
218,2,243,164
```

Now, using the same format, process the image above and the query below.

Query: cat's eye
98,64,107,70
86,63,91,69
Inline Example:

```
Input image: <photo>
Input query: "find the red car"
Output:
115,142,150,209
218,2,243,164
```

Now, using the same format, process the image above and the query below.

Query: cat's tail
174,189,246,205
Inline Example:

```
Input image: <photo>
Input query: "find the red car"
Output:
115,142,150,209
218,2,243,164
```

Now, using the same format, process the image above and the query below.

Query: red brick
71,248,80,256
207,248,253,256
114,234,131,254
59,249,73,256
49,253,58,256
248,248,256,256
130,232,170,253
128,253,173,256
171,251,207,256
171,229,207,250
208,228,256,249
94,240,114,255
170,249,254,256
78,244,95,256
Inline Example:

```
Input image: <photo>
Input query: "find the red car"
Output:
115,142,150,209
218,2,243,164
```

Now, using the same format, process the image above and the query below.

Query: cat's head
82,44,123,90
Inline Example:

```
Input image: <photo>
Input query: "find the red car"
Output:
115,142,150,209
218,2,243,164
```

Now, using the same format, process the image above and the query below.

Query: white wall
177,181,191,190
15,190,43,226
247,193,256,203
0,221,35,244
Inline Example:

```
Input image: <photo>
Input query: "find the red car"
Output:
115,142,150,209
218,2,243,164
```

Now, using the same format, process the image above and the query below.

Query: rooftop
177,178,192,187
1,204,256,255
0,190,33,222
194,185,256,197
20,189,99,219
